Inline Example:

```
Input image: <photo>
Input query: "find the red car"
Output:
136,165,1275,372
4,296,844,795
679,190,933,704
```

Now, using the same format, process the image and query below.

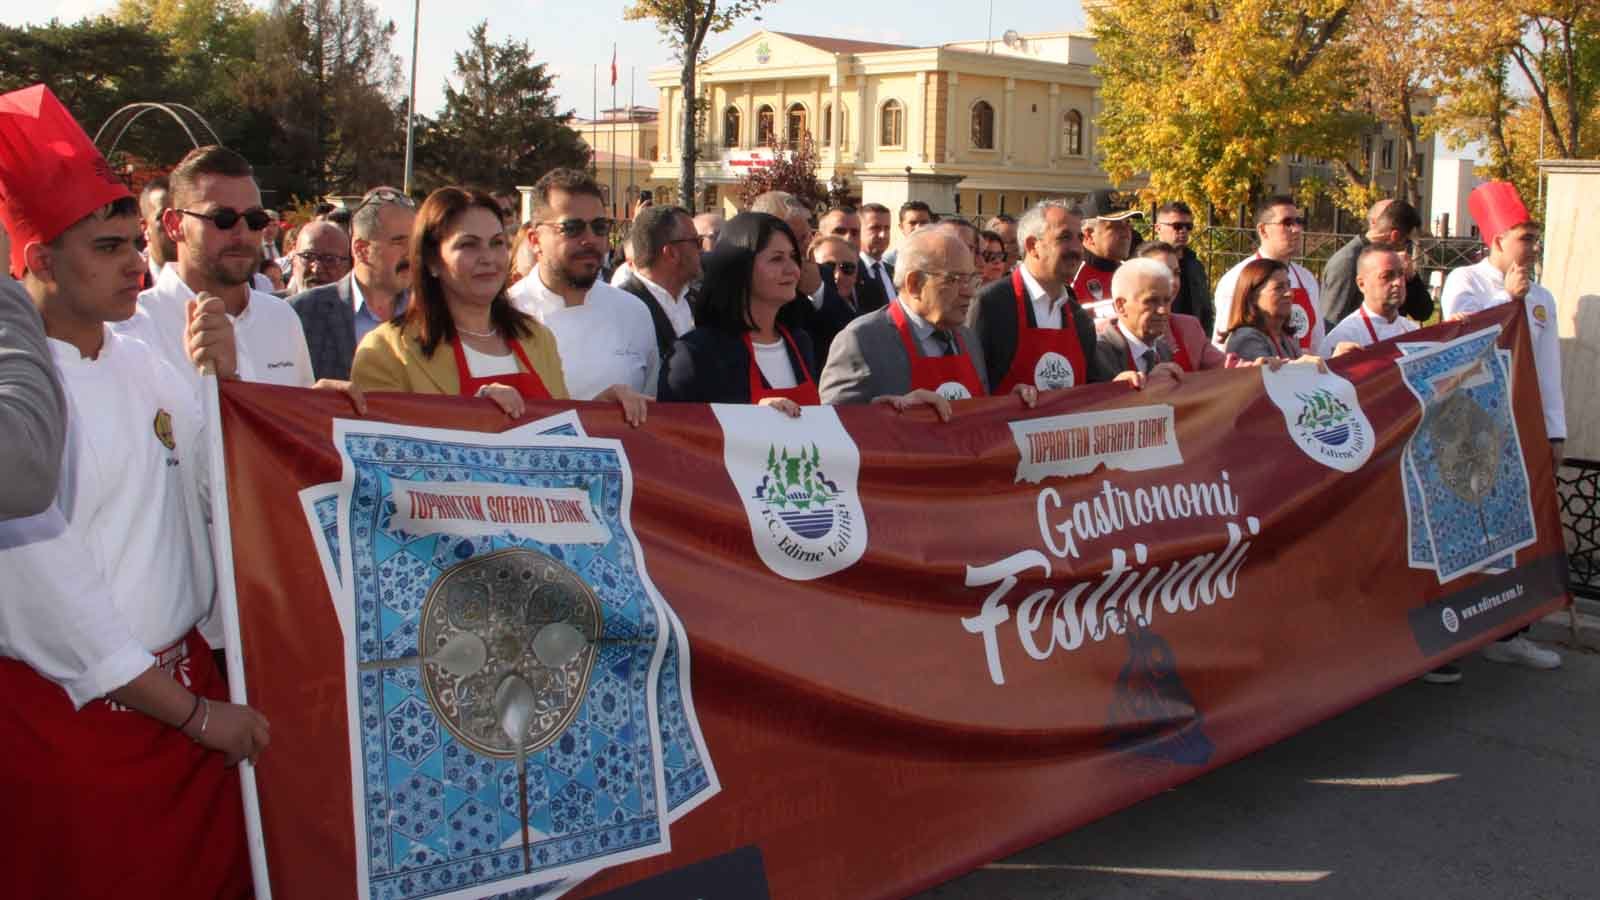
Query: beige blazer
351,318,569,399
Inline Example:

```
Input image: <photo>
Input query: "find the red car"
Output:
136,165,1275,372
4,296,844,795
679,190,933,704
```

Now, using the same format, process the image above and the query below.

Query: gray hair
892,228,961,291
351,196,410,240
628,204,691,268
749,191,798,217
1110,256,1175,300
1016,199,1081,248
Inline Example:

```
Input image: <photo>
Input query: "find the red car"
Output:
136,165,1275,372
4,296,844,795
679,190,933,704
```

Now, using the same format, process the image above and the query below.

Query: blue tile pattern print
341,430,674,899
314,494,341,584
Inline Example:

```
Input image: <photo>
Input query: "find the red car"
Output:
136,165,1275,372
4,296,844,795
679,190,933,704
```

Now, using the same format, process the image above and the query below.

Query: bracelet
197,697,211,740
176,693,202,732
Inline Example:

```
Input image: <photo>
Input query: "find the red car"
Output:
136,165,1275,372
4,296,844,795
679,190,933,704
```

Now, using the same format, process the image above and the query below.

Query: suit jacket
967,275,1111,390
289,274,358,381
1321,235,1434,323
350,318,569,398
1223,325,1295,362
853,260,892,314
616,273,683,364
1092,313,1226,372
657,326,815,404
1175,247,1215,336
1093,322,1175,377
818,305,988,405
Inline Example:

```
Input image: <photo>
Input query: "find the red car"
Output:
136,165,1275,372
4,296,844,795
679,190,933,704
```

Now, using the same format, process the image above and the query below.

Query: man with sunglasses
121,145,314,390
1210,195,1324,353
616,203,701,363
291,188,415,381
1153,201,1215,335
507,168,657,407
1071,189,1142,320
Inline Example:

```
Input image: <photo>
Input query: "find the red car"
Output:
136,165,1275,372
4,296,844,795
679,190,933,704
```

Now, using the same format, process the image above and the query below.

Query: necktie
934,330,957,357
1140,348,1157,374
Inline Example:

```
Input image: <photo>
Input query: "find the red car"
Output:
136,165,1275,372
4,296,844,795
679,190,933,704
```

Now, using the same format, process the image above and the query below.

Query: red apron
887,300,986,400
1072,259,1117,319
744,327,820,405
996,268,1089,393
1359,306,1381,344
1255,254,1318,351
0,629,251,899
451,333,553,401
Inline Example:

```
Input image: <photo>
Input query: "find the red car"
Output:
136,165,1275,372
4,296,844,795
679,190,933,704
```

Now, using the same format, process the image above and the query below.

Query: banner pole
202,371,273,899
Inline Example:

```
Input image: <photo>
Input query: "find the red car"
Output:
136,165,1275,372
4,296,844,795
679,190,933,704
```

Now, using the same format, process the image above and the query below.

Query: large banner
217,302,1567,899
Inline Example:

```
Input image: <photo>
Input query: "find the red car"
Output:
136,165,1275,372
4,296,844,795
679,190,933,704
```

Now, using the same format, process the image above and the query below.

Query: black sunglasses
1159,221,1195,232
181,206,271,232
979,251,1006,262
539,217,613,238
831,261,858,275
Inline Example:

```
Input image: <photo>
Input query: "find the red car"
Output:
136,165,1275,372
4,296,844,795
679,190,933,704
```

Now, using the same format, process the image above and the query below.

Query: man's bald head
290,219,352,290
895,229,976,329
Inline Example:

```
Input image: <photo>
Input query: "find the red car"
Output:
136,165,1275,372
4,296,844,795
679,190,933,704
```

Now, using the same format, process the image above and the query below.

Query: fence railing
1559,459,1600,600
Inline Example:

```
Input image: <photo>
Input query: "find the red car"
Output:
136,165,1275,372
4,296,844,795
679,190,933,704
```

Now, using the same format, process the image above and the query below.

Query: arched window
757,105,775,146
971,100,996,150
1063,110,1083,156
822,103,832,145
723,106,741,148
786,102,807,149
880,99,903,147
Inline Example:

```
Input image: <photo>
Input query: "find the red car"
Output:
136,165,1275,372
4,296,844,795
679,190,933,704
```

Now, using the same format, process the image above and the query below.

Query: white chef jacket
118,264,314,391
1212,255,1325,352
507,265,660,400
0,329,215,708
1441,259,1566,440
1318,306,1419,356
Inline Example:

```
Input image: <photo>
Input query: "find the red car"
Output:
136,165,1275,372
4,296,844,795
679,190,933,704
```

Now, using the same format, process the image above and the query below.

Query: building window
786,103,807,149
1381,138,1395,171
822,103,832,145
1413,151,1426,177
757,105,775,146
976,193,984,215
880,99,903,147
723,107,741,148
1063,110,1084,156
971,100,995,150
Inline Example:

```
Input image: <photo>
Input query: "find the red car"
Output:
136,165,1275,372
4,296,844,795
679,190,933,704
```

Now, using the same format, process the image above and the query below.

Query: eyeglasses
830,261,858,274
181,207,271,232
293,250,353,267
978,251,1006,262
538,217,614,238
920,269,983,291
1157,221,1195,232
1269,217,1307,229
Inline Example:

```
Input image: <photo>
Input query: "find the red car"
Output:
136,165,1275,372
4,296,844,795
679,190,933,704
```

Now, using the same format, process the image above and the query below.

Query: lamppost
402,0,422,196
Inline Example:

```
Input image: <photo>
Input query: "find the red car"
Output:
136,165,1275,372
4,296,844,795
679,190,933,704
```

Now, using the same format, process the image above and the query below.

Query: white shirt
1116,321,1159,372
1212,255,1325,352
1018,264,1070,330
752,338,799,389
0,329,215,708
897,298,960,358
633,271,696,337
507,265,660,399
1318,306,1418,357
1441,259,1565,440
461,343,521,378
608,261,634,287
118,265,315,391
859,253,896,299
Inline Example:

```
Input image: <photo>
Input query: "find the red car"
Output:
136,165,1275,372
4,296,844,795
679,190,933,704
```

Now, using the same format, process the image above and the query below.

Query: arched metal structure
93,102,223,155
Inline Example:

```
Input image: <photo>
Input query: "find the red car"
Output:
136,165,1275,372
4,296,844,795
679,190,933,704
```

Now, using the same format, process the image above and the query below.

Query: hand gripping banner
213,301,1567,899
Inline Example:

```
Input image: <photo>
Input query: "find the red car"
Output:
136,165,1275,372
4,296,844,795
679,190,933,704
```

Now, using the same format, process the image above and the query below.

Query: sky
16,0,1091,117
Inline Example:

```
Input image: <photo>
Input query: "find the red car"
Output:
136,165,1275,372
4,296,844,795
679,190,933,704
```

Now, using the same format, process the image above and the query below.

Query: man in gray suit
820,228,1039,417
290,190,414,381
1092,257,1190,382
0,221,64,518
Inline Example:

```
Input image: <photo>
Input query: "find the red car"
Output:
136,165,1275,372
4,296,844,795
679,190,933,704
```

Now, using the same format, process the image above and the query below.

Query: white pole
202,372,272,898
402,0,422,195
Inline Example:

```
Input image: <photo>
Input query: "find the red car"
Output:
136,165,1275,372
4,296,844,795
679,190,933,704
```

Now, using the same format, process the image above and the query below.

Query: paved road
919,612,1600,900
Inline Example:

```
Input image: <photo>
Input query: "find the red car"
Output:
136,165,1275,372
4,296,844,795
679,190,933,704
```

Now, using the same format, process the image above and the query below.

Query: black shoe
1421,663,1463,684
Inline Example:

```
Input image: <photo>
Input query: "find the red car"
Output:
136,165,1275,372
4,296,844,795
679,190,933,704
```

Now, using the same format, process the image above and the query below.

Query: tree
1337,0,1447,211
243,0,404,198
1092,0,1362,215
414,21,589,191
735,135,828,211
623,0,774,213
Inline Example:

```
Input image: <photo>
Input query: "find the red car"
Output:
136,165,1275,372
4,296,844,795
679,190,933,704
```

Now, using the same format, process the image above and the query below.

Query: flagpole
402,0,421,195
201,371,273,899
591,65,598,178
610,43,618,220
628,66,637,205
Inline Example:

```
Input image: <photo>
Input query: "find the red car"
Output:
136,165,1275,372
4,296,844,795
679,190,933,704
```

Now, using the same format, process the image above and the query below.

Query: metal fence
1183,227,1486,296
1558,459,1600,600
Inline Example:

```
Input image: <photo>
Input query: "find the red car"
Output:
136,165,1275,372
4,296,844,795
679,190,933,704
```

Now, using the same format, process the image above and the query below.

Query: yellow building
567,106,673,218
647,30,1119,221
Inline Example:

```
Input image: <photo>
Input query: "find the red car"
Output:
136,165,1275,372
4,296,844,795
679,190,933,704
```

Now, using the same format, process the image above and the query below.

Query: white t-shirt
119,264,315,391
1441,259,1565,440
461,343,521,378
1212,255,1324,352
0,328,215,708
1318,306,1418,356
752,338,799,389
507,266,660,400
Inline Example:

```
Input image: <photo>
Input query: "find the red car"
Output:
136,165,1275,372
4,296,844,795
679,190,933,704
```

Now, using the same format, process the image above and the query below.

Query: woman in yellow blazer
352,187,643,425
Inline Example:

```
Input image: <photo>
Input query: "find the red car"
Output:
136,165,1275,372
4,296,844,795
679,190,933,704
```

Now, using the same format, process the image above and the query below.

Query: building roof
774,32,916,54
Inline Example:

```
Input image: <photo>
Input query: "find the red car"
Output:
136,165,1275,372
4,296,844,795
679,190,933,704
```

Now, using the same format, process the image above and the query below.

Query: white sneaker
1482,636,1562,670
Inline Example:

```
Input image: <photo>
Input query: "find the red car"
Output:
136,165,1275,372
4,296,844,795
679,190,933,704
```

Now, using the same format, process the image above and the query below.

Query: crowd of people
0,84,1570,897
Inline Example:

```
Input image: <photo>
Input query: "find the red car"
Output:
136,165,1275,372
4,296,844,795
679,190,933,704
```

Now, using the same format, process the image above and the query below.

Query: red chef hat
1468,181,1533,250
0,85,132,278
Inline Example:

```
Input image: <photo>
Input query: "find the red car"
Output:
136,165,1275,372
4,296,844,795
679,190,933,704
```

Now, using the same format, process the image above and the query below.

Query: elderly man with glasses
118,144,313,389
286,219,352,295
1209,194,1324,353
1153,200,1215,336
506,168,657,404
290,188,416,381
